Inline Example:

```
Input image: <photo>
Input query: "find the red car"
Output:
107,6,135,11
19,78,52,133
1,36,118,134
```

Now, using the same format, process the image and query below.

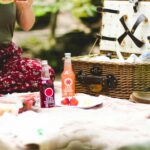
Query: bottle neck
64,58,73,71
41,66,50,80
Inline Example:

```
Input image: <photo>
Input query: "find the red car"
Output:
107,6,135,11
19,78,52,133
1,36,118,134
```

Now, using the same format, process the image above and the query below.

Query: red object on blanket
19,96,36,113
0,42,55,94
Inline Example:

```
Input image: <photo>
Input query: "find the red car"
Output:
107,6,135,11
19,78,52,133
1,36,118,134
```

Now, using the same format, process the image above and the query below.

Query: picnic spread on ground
0,82,150,150
0,0,150,150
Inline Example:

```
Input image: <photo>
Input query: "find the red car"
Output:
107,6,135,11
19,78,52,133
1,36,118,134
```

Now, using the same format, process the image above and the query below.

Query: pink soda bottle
40,60,55,108
61,53,75,97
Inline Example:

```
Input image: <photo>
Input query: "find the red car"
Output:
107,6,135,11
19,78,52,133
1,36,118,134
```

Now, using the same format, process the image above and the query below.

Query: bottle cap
41,60,48,65
65,53,71,58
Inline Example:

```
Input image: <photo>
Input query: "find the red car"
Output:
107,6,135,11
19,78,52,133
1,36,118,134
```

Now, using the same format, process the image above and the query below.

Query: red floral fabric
0,42,55,94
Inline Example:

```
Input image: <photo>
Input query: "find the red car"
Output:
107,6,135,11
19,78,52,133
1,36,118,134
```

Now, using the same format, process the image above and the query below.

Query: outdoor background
13,0,102,75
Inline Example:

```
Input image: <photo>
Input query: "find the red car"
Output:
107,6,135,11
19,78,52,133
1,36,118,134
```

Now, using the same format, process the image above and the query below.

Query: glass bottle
40,60,55,108
61,53,75,97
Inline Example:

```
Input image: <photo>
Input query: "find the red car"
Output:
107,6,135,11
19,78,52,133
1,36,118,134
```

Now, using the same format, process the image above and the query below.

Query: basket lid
99,0,150,54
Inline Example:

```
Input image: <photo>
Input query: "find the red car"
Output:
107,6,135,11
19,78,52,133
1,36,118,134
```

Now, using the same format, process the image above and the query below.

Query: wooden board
99,0,150,54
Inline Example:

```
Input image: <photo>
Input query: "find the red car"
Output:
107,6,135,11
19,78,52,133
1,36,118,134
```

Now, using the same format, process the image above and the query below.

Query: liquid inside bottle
40,60,55,108
61,53,75,97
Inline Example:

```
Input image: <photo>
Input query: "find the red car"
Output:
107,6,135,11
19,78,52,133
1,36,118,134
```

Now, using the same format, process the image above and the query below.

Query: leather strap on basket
129,0,141,13
118,14,147,48
97,6,119,14
97,35,117,42
133,0,139,13
133,1,139,13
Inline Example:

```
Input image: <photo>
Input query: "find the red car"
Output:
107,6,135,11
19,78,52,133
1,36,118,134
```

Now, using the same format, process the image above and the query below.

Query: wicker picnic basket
72,0,150,99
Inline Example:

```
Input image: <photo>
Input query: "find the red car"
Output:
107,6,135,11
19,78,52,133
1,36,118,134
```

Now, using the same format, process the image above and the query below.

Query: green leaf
33,0,97,18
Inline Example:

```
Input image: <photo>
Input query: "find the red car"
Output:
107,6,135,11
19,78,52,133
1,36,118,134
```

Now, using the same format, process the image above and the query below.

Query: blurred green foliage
33,0,97,18
20,0,101,74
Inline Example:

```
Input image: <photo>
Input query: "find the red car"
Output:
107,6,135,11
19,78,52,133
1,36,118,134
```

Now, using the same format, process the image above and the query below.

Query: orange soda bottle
61,53,75,97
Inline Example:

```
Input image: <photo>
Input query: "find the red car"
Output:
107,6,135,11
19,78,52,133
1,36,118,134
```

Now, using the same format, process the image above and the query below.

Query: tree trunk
48,0,60,46
49,11,59,40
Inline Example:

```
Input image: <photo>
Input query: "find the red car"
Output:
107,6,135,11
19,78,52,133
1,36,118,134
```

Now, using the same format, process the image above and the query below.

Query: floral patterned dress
0,42,55,94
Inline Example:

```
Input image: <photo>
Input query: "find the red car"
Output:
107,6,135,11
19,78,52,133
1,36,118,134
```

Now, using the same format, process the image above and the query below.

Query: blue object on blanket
139,52,150,62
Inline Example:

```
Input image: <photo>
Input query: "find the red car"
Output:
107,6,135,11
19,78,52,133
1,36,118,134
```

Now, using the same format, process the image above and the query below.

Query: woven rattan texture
72,59,150,99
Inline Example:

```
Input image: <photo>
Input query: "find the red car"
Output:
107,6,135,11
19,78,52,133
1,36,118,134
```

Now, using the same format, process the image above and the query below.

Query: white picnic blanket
0,93,150,150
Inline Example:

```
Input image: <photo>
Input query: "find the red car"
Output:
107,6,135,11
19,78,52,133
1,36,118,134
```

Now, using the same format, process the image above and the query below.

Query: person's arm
15,0,35,31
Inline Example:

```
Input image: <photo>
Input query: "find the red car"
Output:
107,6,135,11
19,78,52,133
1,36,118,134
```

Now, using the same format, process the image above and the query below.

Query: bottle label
63,77,74,96
44,88,54,107
44,88,54,97
40,86,55,108
64,78,73,86
45,96,55,108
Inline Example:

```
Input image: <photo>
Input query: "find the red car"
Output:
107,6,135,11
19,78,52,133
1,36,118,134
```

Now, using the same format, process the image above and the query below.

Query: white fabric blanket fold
0,94,150,150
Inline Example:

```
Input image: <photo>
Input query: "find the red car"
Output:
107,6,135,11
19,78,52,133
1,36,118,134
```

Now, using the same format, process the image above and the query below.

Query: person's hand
14,0,32,10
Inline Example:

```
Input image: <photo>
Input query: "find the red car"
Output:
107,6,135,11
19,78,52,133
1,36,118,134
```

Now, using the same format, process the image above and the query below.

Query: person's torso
0,3,16,45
